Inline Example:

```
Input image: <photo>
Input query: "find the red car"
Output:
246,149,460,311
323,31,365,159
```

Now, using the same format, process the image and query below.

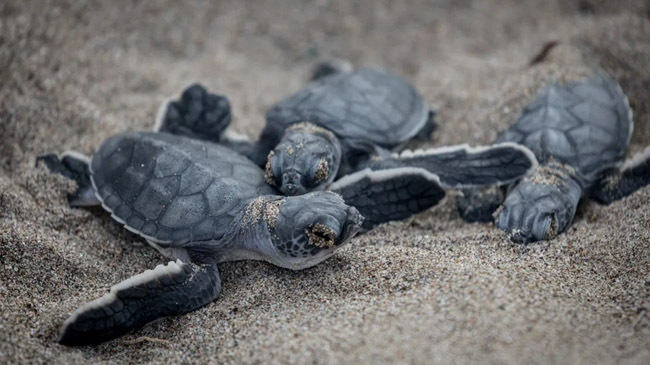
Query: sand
1,0,649,363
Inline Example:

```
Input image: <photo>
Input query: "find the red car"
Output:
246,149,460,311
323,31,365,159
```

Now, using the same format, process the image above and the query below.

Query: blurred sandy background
1,0,649,363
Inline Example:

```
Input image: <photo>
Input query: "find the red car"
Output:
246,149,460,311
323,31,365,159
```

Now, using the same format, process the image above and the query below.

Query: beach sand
1,0,649,363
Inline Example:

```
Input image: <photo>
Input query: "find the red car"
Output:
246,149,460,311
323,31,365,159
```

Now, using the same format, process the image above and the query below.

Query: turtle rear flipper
413,110,437,142
310,59,353,81
456,186,506,223
329,167,445,230
365,142,538,188
58,258,221,346
155,83,232,143
591,146,650,204
36,151,99,207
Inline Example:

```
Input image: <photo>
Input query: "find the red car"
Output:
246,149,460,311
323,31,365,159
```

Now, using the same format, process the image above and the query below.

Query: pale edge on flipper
621,146,650,171
153,96,175,132
388,142,539,188
221,129,254,143
595,146,650,202
329,166,442,192
329,167,445,229
58,259,186,342
60,150,91,165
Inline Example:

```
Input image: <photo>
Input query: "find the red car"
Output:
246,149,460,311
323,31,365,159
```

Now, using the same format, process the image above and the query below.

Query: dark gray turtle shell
265,68,428,147
90,131,275,244
496,76,632,185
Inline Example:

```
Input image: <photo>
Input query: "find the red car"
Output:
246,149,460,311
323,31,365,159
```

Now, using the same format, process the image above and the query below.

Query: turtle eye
265,151,279,186
307,157,329,187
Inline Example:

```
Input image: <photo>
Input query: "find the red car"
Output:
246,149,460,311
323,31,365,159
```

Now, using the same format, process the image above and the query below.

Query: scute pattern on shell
266,68,428,147
496,76,632,185
90,132,276,245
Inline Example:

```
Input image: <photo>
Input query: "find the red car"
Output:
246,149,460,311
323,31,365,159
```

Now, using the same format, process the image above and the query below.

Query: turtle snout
346,206,363,228
340,206,363,243
282,170,303,195
284,184,299,195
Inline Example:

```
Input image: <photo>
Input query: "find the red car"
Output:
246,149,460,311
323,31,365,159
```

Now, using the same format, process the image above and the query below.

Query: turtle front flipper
364,142,537,188
591,146,650,204
36,151,99,207
58,258,221,346
156,84,263,163
456,186,506,223
414,110,437,142
155,83,232,143
329,167,445,230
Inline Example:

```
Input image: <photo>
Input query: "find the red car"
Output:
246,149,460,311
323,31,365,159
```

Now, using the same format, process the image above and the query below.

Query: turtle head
265,191,362,270
265,123,342,196
496,164,583,244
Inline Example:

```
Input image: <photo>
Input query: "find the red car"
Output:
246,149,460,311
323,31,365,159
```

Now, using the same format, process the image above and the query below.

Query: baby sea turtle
38,131,363,345
457,75,650,243
39,126,461,344
156,68,537,197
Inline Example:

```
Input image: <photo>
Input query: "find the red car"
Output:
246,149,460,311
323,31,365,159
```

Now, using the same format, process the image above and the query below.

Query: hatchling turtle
38,126,460,344
156,67,538,197
457,75,650,243
37,131,365,345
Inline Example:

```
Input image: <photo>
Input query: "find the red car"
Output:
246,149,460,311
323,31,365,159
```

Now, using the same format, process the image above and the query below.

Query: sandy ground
1,0,649,363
